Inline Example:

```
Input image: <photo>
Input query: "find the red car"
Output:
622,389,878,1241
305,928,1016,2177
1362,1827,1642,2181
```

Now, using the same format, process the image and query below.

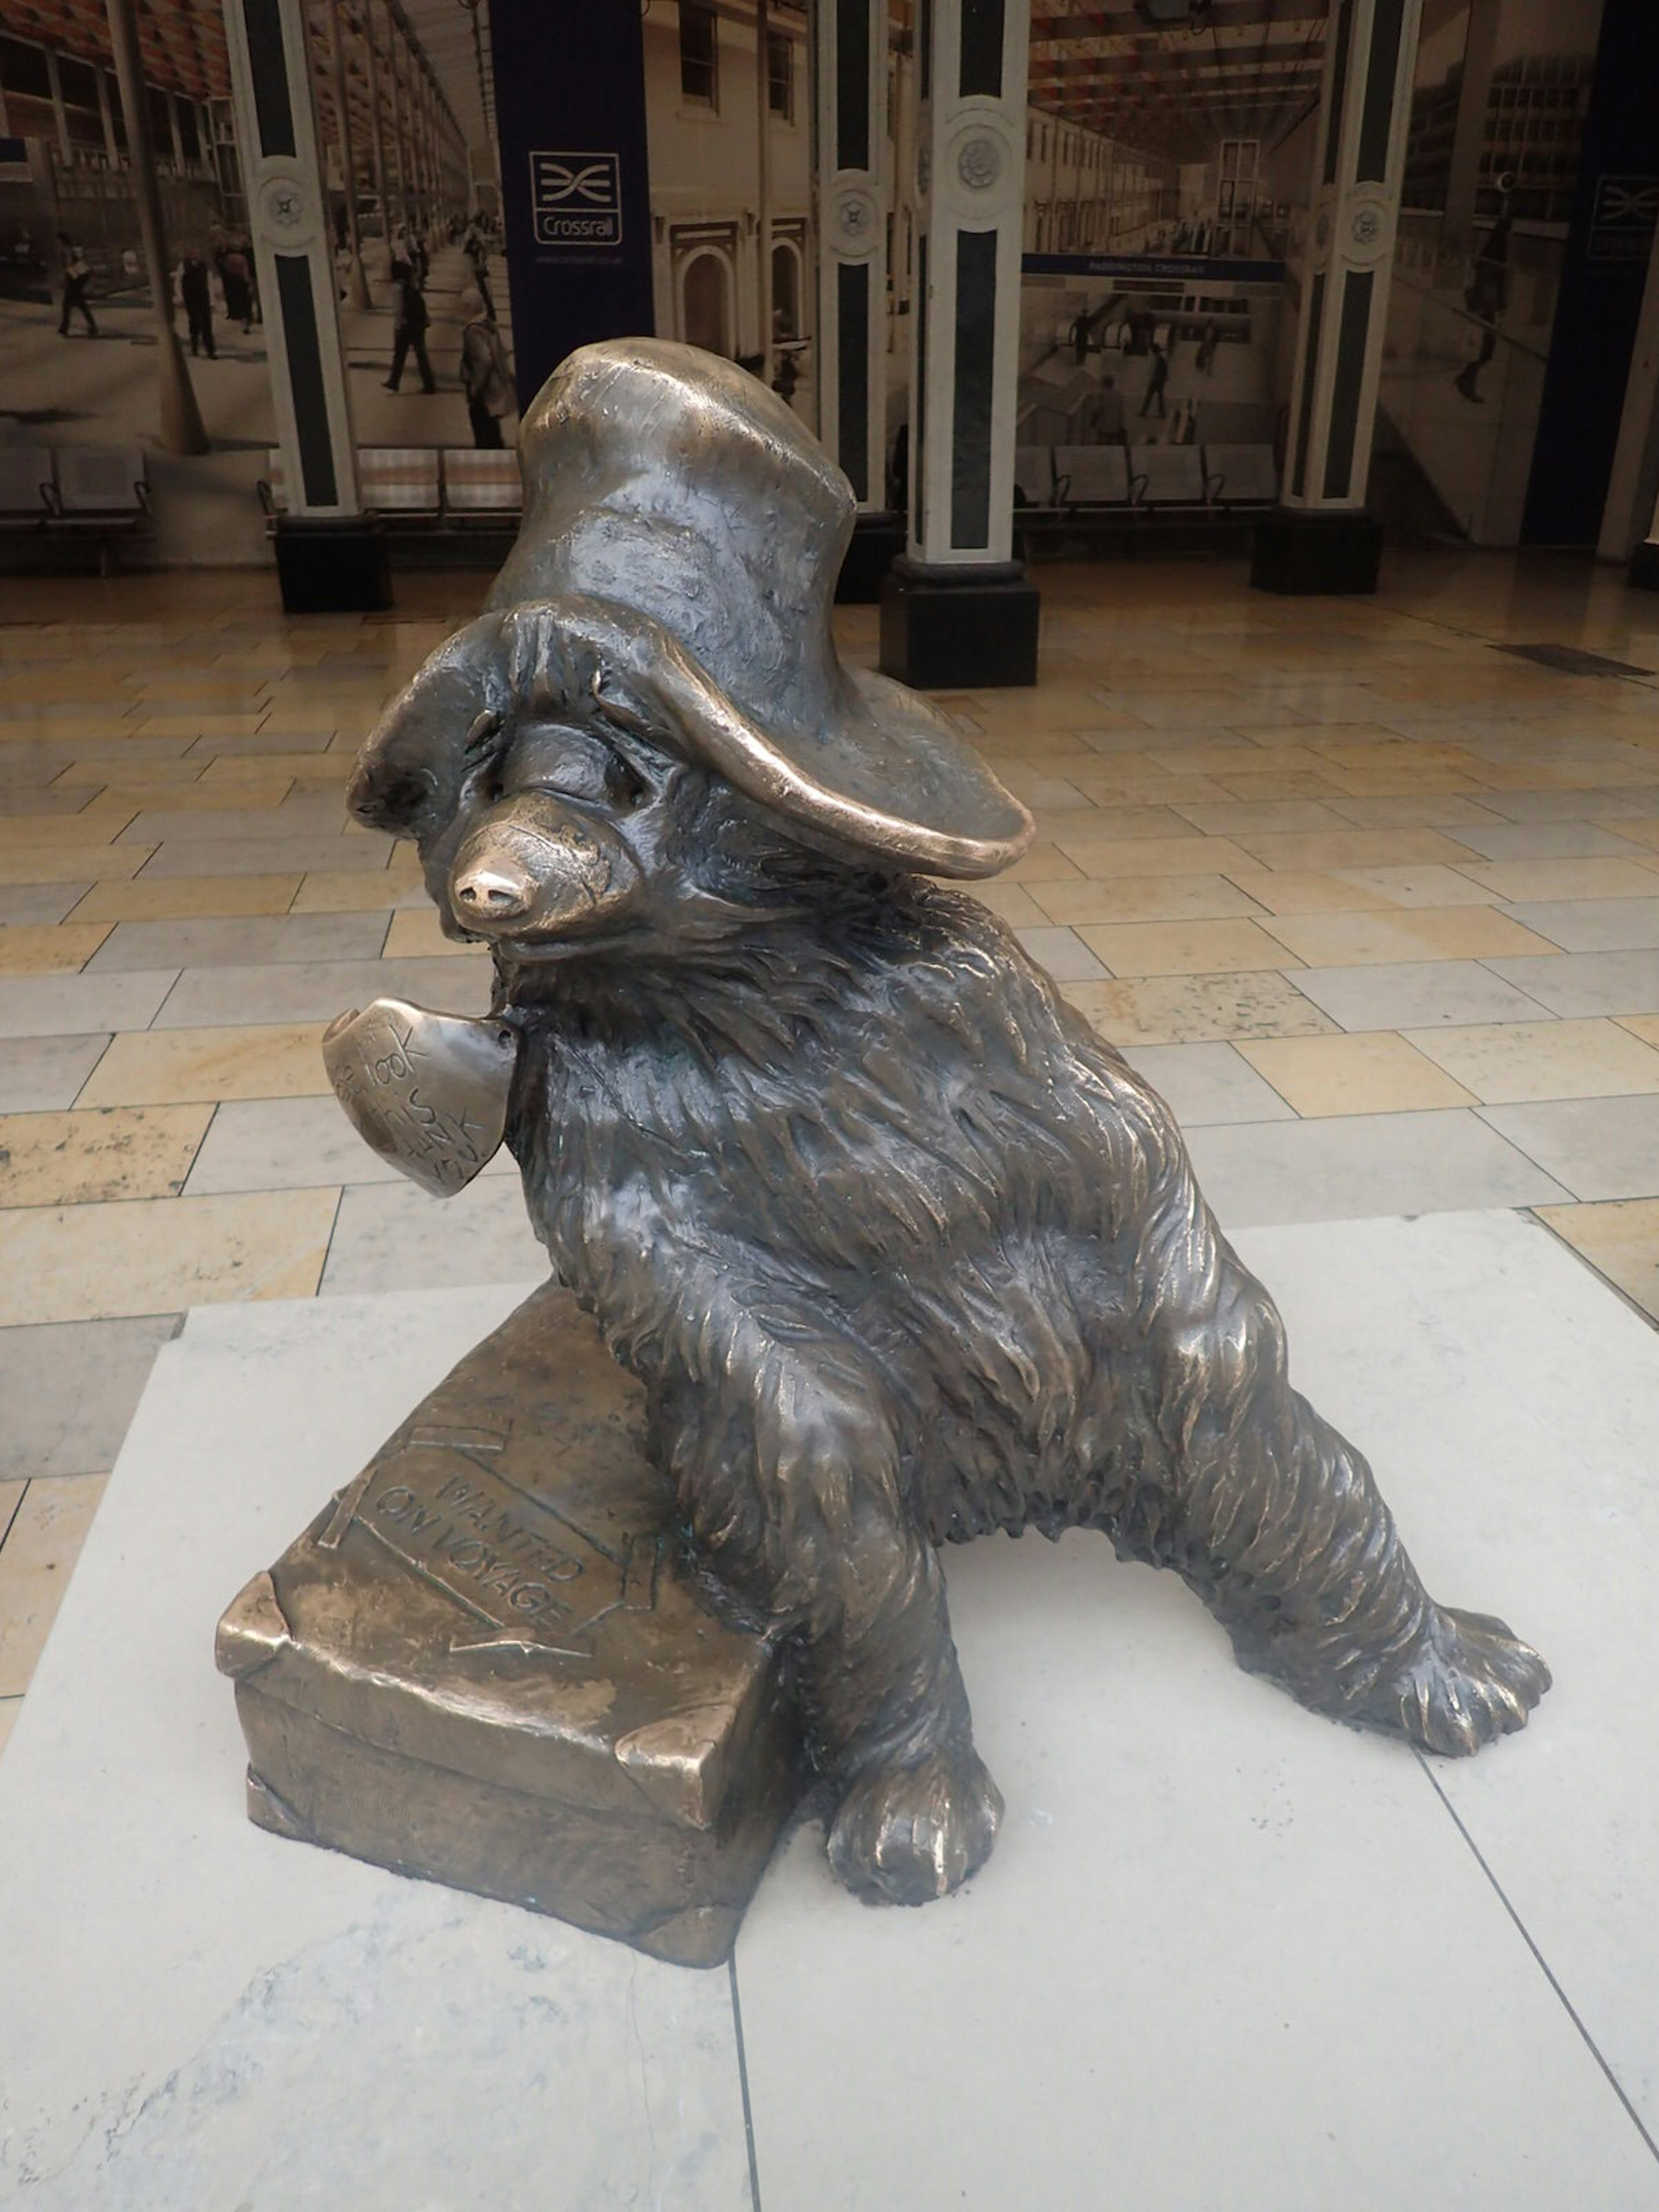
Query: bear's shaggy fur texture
353,610,1550,1908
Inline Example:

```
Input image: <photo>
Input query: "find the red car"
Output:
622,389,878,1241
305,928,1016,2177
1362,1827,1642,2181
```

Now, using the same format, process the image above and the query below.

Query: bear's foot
826,1743,1004,1906
1356,1605,1550,1757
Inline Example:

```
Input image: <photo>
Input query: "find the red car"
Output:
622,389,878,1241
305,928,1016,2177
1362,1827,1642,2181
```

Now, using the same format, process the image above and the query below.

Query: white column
815,0,889,509
905,0,1031,567
167,89,187,171
1280,0,1425,515
219,0,362,514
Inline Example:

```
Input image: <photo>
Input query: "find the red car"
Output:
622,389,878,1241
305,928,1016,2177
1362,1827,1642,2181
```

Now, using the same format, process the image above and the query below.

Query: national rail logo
530,150,623,248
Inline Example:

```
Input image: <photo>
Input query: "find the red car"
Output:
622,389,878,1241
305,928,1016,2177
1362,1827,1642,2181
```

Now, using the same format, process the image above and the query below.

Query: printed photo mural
1016,1,1329,515
0,0,507,565
1382,0,1607,543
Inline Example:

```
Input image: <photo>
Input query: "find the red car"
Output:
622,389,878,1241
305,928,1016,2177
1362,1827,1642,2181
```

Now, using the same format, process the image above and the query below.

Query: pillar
754,0,773,379
816,0,902,601
429,76,445,221
328,0,371,308
1250,0,1424,595
219,0,388,606
878,0,1039,688
167,89,187,173
1613,184,1659,581
385,13,410,233
361,0,389,267
95,62,121,166
1441,0,1500,262
43,47,73,166
413,63,432,228
104,0,209,454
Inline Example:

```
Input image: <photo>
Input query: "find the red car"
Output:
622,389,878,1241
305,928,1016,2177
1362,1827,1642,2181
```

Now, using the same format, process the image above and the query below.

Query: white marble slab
1184,1107,1570,1227
151,955,492,1028
86,913,388,973
0,970,177,1040
183,1094,515,1195
1244,1210,1659,2148
0,1287,754,2210
0,1033,111,1111
734,1211,1659,2207
319,1178,547,1294
6,1217,1659,2208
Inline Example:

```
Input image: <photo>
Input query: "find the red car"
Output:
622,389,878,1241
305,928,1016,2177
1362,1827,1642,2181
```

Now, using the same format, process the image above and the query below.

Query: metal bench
44,447,153,572
441,448,522,522
1053,445,1133,511
1202,444,1279,507
1014,445,1057,509
357,446,442,523
0,447,54,535
260,448,512,535
1128,442,1208,509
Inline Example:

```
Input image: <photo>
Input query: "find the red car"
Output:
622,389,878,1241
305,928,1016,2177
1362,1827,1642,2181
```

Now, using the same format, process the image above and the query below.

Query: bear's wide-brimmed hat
353,339,1033,878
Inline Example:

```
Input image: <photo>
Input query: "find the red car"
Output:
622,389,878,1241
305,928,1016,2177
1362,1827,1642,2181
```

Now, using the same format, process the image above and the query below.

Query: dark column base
1249,505,1383,595
835,511,906,604
1627,539,1659,591
274,517,392,614
878,558,1040,689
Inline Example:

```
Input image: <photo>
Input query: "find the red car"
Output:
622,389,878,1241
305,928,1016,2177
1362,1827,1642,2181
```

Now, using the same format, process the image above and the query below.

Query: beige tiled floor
3,552,1659,1741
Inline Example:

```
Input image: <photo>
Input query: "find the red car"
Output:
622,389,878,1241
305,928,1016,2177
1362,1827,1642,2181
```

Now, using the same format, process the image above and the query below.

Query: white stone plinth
3,1214,1658,2207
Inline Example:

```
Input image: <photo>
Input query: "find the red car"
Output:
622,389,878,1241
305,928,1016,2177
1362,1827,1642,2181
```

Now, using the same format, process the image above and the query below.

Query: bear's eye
461,713,509,806
605,754,648,810
502,723,627,806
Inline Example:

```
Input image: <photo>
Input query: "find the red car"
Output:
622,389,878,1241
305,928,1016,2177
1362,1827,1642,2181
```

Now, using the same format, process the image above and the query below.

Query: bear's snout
448,791,642,946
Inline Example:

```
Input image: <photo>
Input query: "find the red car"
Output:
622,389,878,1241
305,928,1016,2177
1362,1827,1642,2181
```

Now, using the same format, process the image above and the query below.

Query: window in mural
679,5,719,108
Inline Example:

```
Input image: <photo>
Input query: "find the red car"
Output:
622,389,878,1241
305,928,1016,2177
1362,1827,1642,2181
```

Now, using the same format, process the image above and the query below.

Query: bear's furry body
355,582,1549,1907
499,873,1543,1906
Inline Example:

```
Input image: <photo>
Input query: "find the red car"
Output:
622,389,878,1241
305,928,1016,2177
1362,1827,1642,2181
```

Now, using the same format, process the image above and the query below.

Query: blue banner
1022,253,1287,286
489,0,655,413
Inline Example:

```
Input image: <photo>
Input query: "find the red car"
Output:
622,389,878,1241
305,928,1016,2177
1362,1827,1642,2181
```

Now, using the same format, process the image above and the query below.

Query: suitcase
217,1281,799,1967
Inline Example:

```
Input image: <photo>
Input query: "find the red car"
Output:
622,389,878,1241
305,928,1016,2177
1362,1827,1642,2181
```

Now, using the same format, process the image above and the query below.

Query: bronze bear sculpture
346,340,1548,1908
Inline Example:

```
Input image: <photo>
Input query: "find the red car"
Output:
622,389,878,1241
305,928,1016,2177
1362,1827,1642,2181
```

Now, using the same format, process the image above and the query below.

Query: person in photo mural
1140,334,1170,419
1456,191,1514,406
384,259,436,393
178,251,216,358
458,285,512,446
218,240,255,332
57,232,96,337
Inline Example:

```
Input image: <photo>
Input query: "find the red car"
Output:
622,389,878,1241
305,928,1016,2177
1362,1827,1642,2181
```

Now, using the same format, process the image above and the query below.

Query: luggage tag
322,998,519,1197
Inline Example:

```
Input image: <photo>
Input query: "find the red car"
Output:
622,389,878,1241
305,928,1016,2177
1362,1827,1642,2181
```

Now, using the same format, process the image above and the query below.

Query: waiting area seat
357,447,442,520
1014,439,1281,557
0,446,152,570
1203,443,1280,506
0,447,54,532
1014,445,1057,509
259,447,522,535
442,448,523,521
1052,445,1133,509
1128,442,1208,508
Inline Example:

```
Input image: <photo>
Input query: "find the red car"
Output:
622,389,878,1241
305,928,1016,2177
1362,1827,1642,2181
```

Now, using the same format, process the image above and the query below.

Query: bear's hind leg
1129,1239,1549,1755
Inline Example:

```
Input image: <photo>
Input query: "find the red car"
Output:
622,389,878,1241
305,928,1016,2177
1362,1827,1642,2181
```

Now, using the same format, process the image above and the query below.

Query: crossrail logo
530,150,623,248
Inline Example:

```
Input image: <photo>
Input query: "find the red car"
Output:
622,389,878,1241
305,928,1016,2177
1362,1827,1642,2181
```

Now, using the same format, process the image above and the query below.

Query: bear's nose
452,859,534,922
